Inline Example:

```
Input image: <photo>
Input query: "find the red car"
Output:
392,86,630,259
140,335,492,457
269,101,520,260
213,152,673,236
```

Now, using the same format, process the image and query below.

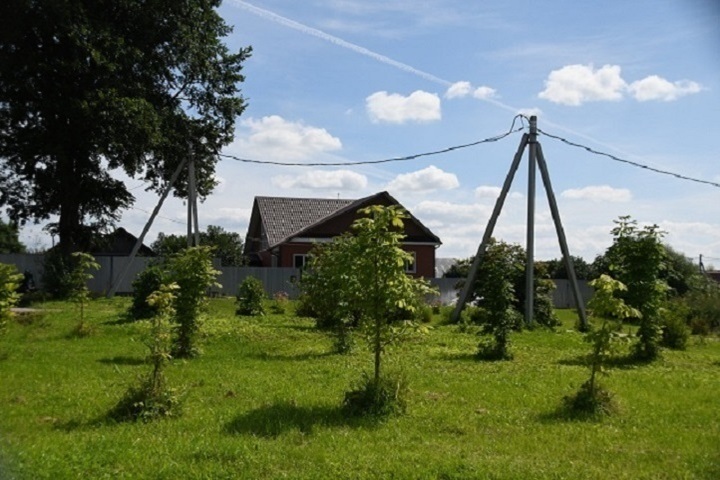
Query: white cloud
387,165,459,192
473,86,497,99
538,64,627,106
517,107,543,118
628,76,702,102
366,90,441,123
412,200,490,222
561,185,632,202
445,81,472,99
445,82,496,100
239,115,342,160
475,185,523,200
271,169,367,190
539,65,703,106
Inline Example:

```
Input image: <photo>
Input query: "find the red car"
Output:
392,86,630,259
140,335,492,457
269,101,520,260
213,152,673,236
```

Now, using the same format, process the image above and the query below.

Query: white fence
0,253,590,307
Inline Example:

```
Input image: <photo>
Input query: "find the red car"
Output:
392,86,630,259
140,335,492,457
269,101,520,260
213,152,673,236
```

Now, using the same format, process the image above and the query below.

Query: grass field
0,298,718,479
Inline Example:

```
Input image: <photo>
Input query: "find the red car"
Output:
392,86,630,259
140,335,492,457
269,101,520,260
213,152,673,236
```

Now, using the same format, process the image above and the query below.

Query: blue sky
20,0,720,266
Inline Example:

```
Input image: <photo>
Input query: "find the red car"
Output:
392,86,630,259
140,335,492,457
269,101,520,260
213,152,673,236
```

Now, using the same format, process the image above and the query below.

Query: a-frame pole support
450,116,588,329
107,157,189,298
187,158,200,247
450,132,529,323
536,144,588,329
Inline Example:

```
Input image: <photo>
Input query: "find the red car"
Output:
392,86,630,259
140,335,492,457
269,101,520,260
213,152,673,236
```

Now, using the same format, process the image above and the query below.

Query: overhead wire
537,128,720,189
218,115,527,167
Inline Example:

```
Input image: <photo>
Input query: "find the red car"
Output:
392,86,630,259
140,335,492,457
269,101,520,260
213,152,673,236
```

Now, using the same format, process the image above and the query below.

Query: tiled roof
256,196,354,248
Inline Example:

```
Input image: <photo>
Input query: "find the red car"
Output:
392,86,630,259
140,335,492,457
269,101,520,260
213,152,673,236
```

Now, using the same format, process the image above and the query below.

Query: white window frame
293,253,308,269
404,251,417,274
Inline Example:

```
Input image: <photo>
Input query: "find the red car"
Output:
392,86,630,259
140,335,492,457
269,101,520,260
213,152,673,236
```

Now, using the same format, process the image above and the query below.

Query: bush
41,250,74,298
269,291,289,314
563,379,617,417
110,375,182,422
165,247,220,358
661,309,690,350
0,263,23,334
343,372,408,418
130,264,165,320
236,276,266,316
110,283,181,422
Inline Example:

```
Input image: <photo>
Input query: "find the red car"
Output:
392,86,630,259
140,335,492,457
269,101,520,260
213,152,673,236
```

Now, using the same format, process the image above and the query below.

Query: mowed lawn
0,298,718,479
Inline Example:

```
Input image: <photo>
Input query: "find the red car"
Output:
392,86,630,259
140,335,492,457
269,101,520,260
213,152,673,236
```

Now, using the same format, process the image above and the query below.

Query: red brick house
243,191,441,278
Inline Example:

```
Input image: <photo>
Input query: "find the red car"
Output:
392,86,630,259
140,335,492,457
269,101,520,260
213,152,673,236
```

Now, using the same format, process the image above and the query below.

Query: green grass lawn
1,298,718,479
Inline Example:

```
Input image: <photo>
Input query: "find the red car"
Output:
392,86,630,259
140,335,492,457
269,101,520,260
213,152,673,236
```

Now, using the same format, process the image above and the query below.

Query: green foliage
683,280,720,334
0,262,23,334
568,274,639,417
0,0,251,253
0,219,26,253
660,301,690,350
563,379,617,418
605,216,668,361
129,264,165,320
68,252,100,335
448,239,559,327
270,291,290,314
540,255,597,280
343,371,408,418
302,205,436,386
110,283,181,422
41,250,74,298
165,246,220,358
152,225,245,266
235,276,266,316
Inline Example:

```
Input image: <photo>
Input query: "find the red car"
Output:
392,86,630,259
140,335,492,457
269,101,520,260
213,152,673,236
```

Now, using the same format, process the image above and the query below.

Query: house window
404,251,417,274
293,254,308,269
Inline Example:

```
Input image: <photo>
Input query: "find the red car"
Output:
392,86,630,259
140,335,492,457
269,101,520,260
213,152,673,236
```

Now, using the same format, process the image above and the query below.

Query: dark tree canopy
151,225,244,266
0,0,251,254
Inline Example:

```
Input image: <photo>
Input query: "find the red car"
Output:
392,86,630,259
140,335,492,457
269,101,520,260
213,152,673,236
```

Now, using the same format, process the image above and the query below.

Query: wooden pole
525,116,538,326
107,157,188,297
536,143,588,329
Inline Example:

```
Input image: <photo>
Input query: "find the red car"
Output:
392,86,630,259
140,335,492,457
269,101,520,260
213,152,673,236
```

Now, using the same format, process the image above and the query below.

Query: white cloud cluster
386,165,459,192
628,75,702,102
239,115,342,160
475,185,523,200
538,64,702,106
366,90,441,123
445,81,497,100
560,185,632,202
271,169,367,190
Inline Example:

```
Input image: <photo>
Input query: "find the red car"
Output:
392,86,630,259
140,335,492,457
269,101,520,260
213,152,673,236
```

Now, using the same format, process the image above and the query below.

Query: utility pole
451,116,588,329
107,157,188,298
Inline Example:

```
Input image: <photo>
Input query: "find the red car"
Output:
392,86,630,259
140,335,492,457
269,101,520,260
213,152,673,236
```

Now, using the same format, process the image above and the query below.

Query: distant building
243,191,441,278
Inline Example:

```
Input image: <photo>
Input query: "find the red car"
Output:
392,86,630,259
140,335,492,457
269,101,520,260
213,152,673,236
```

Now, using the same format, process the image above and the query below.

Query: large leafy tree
0,0,251,254
151,225,244,266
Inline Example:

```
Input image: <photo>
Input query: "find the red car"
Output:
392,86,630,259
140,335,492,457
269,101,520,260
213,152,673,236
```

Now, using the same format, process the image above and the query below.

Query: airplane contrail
228,0,453,88
227,0,661,164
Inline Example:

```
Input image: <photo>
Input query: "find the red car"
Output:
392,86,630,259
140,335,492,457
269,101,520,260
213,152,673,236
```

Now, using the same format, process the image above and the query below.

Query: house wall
272,242,435,278
403,244,436,278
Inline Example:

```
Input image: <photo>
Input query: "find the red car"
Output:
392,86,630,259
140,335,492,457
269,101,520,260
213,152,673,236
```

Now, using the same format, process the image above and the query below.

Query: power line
130,206,185,226
538,128,720,189
218,115,526,167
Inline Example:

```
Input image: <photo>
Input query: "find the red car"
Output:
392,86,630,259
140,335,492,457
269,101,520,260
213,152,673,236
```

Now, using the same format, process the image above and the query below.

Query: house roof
254,196,355,248
244,191,441,255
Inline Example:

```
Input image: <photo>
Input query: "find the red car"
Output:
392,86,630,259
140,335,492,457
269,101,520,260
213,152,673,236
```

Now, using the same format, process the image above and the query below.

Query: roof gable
244,191,441,253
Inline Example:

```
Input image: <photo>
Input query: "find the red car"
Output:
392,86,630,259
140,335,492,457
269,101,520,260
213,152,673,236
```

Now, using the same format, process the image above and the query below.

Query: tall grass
0,298,718,479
